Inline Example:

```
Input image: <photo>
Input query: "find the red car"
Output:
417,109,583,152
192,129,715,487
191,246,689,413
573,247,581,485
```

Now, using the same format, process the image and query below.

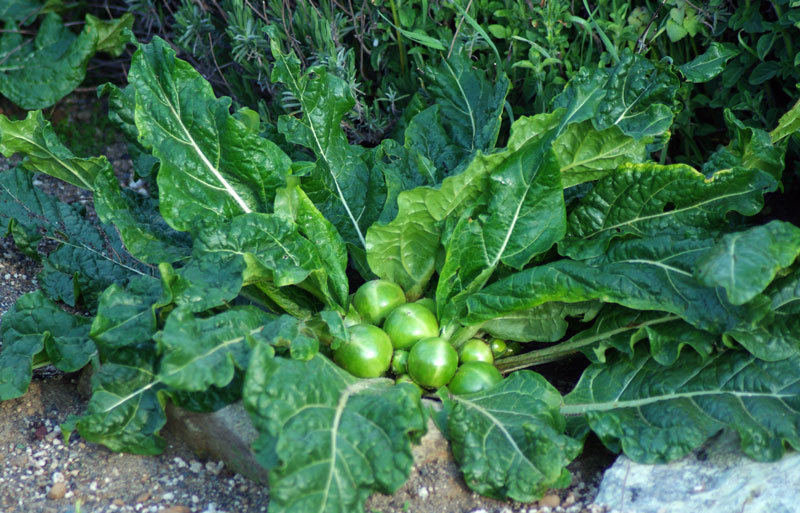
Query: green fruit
448,362,503,395
391,349,409,375
407,337,458,389
353,280,406,325
333,324,393,378
458,339,494,364
505,341,523,356
490,338,507,358
383,303,439,350
414,297,436,315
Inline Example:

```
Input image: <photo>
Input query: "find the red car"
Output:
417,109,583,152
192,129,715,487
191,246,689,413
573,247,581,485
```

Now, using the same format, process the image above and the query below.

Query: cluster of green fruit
332,280,515,395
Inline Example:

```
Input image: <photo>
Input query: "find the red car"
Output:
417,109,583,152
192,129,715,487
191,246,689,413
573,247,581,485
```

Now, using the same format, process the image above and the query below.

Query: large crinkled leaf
0,167,150,307
243,345,426,513
569,307,714,366
771,96,800,144
275,179,349,309
87,13,133,57
704,109,785,180
130,36,291,232
404,105,461,177
0,0,58,23
723,266,800,361
0,13,92,109
466,235,770,334
193,213,337,309
563,349,800,463
553,50,679,141
677,42,740,83
440,371,581,502
98,82,159,177
696,221,800,305
553,121,649,187
482,301,601,343
156,306,273,391
365,150,494,299
158,252,246,314
0,110,109,190
559,164,778,260
436,137,565,325
63,348,167,454
93,164,191,264
89,275,164,355
417,54,509,168
371,139,435,223
0,291,95,400
272,42,380,253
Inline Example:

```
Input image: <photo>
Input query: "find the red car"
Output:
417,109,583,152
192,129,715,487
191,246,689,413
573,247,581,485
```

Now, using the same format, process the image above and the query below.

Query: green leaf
563,349,800,463
156,306,273,391
553,50,679,140
560,164,778,260
748,61,780,85
677,42,740,82
194,213,336,309
243,346,426,513
467,235,771,334
422,54,509,160
158,252,246,314
371,139,434,222
715,109,784,180
275,180,349,309
90,275,165,355
553,121,649,187
696,221,800,305
771,96,800,144
130,36,291,232
0,291,94,400
436,137,565,324
482,302,601,343
0,167,151,307
93,164,191,264
0,13,98,109
272,42,379,250
0,110,109,190
572,307,713,366
87,13,133,57
0,0,57,23
441,371,581,501
65,349,167,454
403,105,461,177
365,151,493,299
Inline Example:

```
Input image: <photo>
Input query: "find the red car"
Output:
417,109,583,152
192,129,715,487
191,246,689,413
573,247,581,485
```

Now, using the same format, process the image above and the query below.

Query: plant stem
388,0,407,75
495,314,680,373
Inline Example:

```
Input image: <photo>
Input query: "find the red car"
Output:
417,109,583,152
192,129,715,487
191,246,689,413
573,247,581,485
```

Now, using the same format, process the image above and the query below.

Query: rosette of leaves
2,28,800,513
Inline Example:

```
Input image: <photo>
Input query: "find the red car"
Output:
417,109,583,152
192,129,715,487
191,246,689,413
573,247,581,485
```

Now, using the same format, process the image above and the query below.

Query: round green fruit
414,297,436,315
353,280,406,325
505,341,523,356
448,362,503,395
333,324,393,378
407,337,458,389
391,349,409,375
459,339,494,364
490,338,507,358
383,303,439,350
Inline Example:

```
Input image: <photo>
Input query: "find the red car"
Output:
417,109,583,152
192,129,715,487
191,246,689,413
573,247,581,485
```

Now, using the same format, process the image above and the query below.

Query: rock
136,491,151,503
46,482,66,500
158,507,191,513
538,493,561,508
165,402,266,485
594,429,800,513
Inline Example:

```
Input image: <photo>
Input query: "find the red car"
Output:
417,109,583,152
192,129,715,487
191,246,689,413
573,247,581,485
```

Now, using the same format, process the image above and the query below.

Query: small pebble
47,482,66,500
159,507,191,513
539,493,561,508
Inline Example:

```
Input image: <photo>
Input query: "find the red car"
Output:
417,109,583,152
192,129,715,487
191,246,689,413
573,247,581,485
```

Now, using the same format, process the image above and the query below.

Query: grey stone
594,429,800,513
165,402,266,485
